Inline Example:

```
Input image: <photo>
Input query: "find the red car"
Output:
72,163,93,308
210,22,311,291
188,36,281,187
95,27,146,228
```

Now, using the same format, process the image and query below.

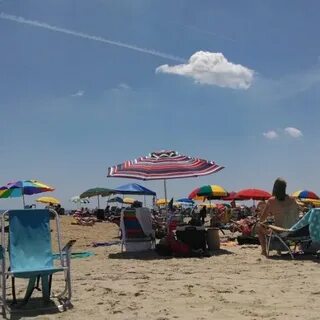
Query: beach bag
167,233,190,256
155,243,172,256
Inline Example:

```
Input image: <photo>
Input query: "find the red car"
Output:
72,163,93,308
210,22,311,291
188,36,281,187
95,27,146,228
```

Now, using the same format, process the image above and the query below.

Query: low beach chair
0,209,75,314
265,224,311,259
264,208,320,259
120,208,155,252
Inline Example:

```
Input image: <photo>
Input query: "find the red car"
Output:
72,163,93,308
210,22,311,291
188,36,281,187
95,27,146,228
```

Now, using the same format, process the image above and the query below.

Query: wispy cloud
0,12,185,63
110,83,132,93
263,130,279,140
118,83,131,90
284,127,303,138
156,51,254,89
263,127,303,140
71,90,85,97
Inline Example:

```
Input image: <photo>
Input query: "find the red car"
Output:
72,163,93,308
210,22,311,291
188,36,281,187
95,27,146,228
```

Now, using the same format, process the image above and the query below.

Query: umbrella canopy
0,180,55,207
123,197,135,205
70,196,90,204
235,189,272,200
221,191,243,201
107,150,224,213
36,196,60,205
80,187,114,198
156,198,169,206
299,198,320,207
292,190,319,200
108,196,124,203
176,198,194,204
192,184,228,200
80,187,114,209
107,150,224,180
113,183,156,196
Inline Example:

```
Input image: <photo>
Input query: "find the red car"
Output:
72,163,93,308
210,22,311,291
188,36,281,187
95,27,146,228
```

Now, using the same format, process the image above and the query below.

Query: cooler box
176,225,206,250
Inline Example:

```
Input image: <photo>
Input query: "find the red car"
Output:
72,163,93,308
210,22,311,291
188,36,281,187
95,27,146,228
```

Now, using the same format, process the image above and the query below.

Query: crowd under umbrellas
0,152,319,236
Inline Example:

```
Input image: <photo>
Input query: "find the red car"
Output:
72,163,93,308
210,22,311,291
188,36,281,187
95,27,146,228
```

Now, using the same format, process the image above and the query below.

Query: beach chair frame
120,209,155,252
0,209,74,315
266,225,311,260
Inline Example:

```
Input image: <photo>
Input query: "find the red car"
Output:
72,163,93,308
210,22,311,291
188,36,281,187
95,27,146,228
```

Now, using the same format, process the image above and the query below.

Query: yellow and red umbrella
123,197,135,205
292,190,319,200
156,198,169,206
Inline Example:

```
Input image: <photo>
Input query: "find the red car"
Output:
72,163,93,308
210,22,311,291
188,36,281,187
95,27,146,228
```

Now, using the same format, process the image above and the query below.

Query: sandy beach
7,216,320,320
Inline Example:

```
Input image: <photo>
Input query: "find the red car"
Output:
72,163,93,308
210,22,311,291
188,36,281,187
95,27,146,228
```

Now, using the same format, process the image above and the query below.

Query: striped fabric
123,209,146,238
107,150,224,180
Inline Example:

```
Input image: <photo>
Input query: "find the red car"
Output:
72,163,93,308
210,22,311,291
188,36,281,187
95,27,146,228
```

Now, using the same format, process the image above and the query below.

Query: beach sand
8,216,320,320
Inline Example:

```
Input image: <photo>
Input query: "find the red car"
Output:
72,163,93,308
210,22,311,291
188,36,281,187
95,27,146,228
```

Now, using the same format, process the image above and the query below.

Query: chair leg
48,274,52,297
41,275,52,302
266,233,272,257
23,277,37,304
11,277,17,305
35,275,41,291
275,235,294,259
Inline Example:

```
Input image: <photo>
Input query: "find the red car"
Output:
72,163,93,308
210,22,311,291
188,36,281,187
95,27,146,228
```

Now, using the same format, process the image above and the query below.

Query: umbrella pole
22,191,26,208
164,179,168,216
97,195,100,209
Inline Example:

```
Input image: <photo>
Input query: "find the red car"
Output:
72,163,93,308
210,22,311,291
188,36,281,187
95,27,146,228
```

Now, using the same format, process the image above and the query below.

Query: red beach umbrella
235,189,271,201
221,191,243,201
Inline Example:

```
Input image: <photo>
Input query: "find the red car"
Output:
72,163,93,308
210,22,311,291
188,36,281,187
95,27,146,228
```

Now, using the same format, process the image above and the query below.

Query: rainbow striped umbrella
0,180,55,207
107,150,224,211
189,185,228,200
292,190,319,200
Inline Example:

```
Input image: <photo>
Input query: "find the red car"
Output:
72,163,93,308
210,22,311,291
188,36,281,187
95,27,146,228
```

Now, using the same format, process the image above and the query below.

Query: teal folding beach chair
0,209,74,314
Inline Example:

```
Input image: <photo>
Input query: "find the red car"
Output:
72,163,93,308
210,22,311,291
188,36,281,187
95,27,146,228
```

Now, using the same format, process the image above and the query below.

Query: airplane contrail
0,12,186,63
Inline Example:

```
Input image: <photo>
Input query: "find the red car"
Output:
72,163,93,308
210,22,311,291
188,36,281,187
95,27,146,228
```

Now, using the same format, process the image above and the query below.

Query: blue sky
1,0,320,209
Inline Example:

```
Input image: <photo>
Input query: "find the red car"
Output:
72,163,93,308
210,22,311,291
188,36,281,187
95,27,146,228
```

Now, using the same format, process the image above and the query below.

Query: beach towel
53,251,94,259
134,208,155,238
290,208,320,242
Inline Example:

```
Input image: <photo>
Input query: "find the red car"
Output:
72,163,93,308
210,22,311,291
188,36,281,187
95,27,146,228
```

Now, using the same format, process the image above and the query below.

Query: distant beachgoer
256,200,266,216
199,206,207,225
258,178,300,256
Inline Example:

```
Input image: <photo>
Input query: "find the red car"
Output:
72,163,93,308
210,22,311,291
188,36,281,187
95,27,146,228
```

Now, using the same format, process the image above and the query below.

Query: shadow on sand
108,248,233,260
2,298,73,320
267,252,320,263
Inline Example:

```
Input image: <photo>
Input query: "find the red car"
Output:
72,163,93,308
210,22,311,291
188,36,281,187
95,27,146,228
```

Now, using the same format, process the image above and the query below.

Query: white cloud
156,51,254,89
118,83,131,90
263,130,279,140
71,90,85,97
0,13,184,62
284,127,303,138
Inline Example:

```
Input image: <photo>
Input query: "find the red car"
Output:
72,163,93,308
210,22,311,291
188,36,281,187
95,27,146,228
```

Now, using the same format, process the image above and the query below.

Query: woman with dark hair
258,178,300,256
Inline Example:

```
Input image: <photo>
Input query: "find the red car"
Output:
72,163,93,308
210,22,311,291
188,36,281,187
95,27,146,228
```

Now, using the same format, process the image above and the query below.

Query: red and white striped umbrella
107,150,224,211
107,150,224,180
